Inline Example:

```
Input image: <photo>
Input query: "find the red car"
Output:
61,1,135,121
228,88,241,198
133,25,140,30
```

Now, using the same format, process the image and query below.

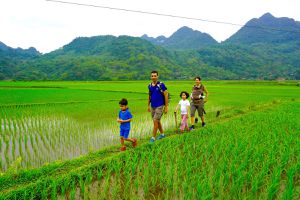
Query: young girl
175,91,190,133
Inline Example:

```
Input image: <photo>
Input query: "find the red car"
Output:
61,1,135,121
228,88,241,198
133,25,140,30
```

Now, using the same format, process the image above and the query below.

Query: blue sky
1,0,299,53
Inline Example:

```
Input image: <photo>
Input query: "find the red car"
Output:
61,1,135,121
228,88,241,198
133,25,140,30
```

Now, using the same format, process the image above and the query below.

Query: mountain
12,35,234,80
52,35,169,59
142,26,218,50
0,41,40,58
1,13,300,81
196,43,300,80
0,41,41,80
225,13,300,44
0,42,9,51
17,35,194,80
214,13,300,79
141,34,167,45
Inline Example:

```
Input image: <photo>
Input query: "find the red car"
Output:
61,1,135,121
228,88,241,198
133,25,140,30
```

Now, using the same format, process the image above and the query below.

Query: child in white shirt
175,91,190,133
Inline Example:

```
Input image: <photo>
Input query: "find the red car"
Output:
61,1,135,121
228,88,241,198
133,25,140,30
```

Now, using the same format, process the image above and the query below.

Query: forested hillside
0,13,299,80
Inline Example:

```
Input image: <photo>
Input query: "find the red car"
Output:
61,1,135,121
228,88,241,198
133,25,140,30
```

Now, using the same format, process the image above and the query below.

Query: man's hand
117,118,123,123
164,106,168,114
147,105,151,112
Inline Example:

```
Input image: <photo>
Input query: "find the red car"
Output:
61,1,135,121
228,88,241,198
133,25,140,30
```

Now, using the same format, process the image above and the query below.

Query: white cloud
1,0,299,53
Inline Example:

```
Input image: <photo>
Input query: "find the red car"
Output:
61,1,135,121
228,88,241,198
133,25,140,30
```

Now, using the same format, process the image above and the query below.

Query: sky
1,0,299,53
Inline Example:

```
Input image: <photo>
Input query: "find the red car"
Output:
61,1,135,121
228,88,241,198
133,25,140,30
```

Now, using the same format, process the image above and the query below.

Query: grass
0,100,299,199
0,80,299,199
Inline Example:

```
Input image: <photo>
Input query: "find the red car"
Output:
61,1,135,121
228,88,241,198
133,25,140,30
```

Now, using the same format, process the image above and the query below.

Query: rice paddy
0,80,299,199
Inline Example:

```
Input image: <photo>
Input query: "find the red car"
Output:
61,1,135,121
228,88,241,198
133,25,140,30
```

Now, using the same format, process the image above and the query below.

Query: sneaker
132,138,137,147
120,146,126,151
149,138,155,143
195,118,198,123
189,125,195,130
157,134,165,140
202,122,206,127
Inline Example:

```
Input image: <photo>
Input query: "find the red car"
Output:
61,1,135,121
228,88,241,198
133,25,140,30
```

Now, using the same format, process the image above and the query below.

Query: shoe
202,122,206,127
132,138,137,147
149,138,155,143
189,125,195,130
157,134,165,140
195,118,198,123
120,146,126,151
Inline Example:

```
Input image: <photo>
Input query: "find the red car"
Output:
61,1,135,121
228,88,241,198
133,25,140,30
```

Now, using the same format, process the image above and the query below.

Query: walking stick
174,111,178,133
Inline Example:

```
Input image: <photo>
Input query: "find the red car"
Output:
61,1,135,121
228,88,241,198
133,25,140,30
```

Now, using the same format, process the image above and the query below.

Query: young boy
117,98,137,151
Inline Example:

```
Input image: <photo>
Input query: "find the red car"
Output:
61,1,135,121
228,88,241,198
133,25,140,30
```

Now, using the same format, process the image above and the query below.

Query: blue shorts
120,129,130,139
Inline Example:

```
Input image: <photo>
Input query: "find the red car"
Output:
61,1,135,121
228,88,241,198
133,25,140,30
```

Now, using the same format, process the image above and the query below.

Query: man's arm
204,86,209,102
147,95,151,112
163,90,168,113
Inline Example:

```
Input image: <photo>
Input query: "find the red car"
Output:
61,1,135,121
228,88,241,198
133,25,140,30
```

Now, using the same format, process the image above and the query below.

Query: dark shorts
151,105,164,121
190,101,204,117
120,129,130,139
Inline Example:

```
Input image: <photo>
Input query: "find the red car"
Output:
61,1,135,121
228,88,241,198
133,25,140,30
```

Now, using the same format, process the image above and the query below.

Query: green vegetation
1,13,300,81
0,80,299,199
1,34,300,81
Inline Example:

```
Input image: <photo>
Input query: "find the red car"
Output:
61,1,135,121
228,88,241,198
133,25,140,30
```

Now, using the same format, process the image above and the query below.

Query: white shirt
178,99,190,114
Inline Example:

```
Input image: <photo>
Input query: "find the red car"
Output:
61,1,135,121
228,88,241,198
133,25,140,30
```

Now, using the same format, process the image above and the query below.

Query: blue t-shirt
149,81,167,108
119,109,132,130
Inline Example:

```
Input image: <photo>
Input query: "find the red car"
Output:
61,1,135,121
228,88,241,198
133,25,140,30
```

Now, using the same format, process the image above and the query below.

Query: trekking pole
174,111,178,133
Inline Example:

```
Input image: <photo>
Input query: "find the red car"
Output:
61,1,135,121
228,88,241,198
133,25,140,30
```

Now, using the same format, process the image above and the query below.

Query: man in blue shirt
147,71,169,143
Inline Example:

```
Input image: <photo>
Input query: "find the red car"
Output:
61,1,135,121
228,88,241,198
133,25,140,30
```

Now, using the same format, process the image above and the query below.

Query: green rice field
0,80,299,199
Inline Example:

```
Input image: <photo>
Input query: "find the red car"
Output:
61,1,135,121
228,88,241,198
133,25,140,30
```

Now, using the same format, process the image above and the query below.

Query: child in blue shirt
117,98,137,151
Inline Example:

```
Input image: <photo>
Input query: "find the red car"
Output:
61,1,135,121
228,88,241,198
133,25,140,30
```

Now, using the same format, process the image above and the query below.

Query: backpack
148,81,170,105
